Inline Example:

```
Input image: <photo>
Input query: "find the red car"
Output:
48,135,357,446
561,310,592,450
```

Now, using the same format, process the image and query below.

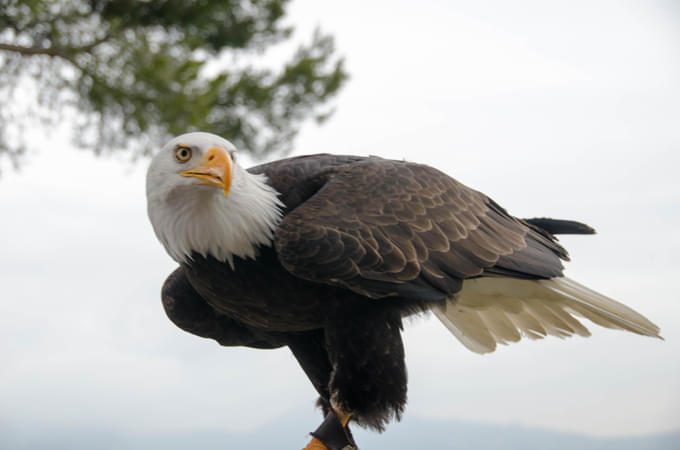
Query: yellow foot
333,407,351,427
303,436,329,450
303,408,356,450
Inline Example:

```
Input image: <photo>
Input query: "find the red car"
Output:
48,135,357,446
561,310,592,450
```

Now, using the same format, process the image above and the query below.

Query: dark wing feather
273,156,569,301
524,217,596,235
161,267,286,349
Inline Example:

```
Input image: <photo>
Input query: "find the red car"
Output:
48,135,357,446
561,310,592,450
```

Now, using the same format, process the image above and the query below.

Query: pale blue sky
1,0,678,445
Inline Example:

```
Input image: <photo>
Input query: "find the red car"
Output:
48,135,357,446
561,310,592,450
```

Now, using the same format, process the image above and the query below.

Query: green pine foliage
0,0,347,168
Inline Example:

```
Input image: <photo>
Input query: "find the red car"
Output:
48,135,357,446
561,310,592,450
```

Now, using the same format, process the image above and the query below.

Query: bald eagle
146,132,660,449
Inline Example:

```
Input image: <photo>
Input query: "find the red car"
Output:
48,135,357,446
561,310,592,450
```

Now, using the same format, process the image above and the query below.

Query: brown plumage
266,154,567,300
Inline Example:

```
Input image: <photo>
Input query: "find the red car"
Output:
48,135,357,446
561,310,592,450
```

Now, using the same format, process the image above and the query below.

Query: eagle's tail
524,217,596,235
432,277,661,354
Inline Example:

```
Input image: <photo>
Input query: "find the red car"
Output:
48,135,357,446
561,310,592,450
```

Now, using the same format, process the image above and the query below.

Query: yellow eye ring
175,146,192,163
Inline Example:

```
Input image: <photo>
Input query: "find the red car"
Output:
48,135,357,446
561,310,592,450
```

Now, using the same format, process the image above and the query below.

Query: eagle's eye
175,146,192,163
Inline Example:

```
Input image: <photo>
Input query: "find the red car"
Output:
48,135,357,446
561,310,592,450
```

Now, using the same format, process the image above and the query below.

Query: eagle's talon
305,409,357,450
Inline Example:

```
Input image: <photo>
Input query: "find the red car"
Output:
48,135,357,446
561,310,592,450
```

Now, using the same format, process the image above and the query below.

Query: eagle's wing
274,157,568,301
268,155,659,353
161,267,287,349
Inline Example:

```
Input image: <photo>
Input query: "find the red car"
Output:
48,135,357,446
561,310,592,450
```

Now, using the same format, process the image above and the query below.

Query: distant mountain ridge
2,413,678,450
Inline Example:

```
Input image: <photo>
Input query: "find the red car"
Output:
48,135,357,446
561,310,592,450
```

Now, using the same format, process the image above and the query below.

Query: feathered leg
289,330,358,449
302,297,407,449
325,299,407,432
288,330,333,416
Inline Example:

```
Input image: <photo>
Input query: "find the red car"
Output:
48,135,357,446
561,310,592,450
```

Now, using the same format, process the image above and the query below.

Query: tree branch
0,42,68,58
0,42,82,70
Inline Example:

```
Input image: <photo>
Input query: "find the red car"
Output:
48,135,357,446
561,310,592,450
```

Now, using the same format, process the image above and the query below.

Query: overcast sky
1,0,679,445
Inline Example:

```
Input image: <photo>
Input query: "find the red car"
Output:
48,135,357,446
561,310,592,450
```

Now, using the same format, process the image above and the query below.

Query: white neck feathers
148,164,284,268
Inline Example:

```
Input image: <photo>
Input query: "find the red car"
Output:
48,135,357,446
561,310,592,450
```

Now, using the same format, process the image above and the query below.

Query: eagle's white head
146,132,283,267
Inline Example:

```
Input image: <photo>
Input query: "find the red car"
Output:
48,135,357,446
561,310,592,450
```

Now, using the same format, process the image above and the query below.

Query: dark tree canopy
0,0,347,170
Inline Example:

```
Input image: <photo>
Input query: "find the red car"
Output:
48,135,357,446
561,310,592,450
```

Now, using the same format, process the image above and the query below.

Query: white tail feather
432,277,661,354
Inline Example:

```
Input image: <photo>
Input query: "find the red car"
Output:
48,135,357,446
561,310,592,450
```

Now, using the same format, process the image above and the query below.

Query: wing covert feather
273,157,567,300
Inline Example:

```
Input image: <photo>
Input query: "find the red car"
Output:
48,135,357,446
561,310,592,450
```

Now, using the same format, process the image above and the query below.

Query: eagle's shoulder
248,154,376,212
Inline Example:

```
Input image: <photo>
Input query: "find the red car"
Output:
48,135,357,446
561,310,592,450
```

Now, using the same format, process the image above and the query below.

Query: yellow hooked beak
179,146,232,197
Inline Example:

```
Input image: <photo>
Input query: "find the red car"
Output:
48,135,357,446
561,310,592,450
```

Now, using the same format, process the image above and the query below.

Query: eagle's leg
289,331,357,449
302,299,407,449
325,299,407,432
288,330,334,416
162,267,286,349
305,408,355,450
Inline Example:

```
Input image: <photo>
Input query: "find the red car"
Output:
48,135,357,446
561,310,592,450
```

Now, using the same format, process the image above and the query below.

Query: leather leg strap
309,410,357,450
